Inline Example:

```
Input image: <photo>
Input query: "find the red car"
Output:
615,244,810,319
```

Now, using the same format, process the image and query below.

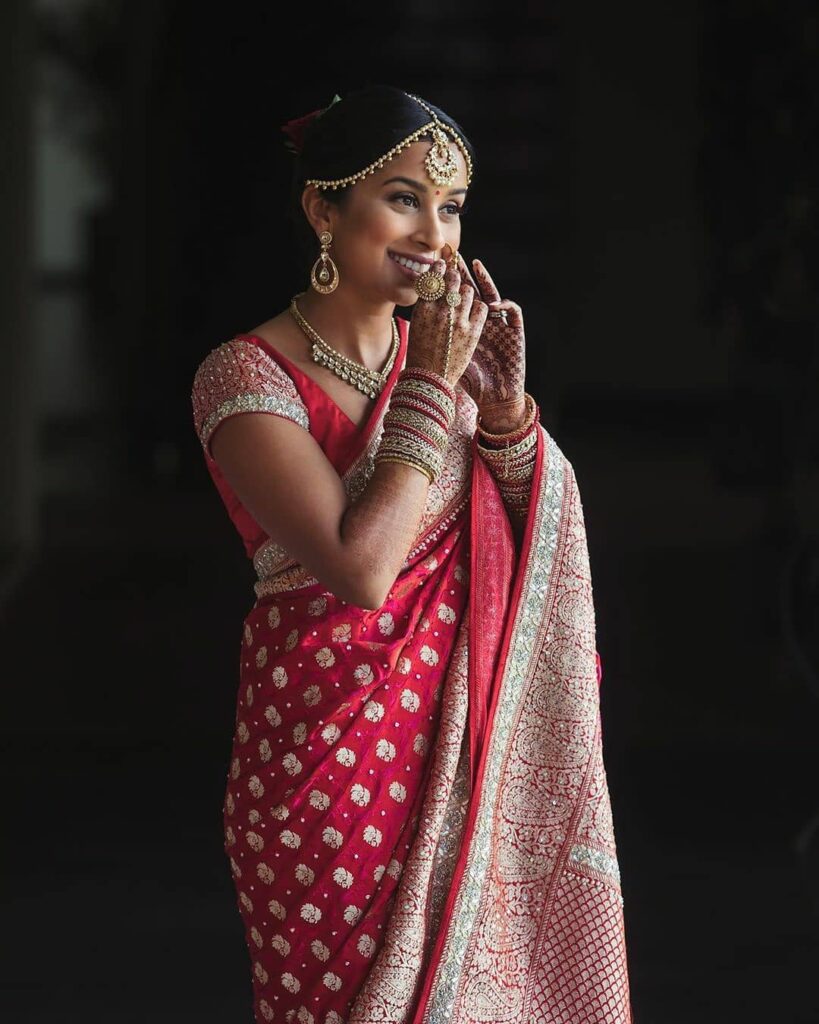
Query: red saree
192,320,631,1024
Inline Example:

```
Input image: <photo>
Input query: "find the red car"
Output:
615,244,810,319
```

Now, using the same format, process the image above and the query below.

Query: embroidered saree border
415,425,630,1024
568,842,621,890
420,426,565,1024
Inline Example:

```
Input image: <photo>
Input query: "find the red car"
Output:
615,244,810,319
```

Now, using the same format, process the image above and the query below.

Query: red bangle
477,393,538,446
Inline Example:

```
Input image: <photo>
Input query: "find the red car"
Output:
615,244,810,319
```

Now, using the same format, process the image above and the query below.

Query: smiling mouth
388,251,433,276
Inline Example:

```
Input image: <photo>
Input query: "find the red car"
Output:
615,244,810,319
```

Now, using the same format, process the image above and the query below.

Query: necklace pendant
291,295,398,404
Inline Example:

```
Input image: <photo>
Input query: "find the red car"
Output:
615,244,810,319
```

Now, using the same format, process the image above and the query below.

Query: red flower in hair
281,108,324,155
281,95,341,156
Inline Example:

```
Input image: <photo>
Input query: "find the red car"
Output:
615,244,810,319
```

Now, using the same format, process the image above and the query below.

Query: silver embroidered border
568,843,621,888
201,393,310,451
422,428,565,1024
253,538,296,581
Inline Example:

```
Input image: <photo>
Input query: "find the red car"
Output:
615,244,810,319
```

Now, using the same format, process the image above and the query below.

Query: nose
411,205,447,256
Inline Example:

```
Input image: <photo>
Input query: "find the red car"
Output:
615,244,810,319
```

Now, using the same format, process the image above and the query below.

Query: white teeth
391,252,425,273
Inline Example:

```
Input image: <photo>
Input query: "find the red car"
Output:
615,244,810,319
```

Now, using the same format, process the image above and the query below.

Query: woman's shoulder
192,335,296,394
243,310,307,365
191,320,310,452
192,306,304,386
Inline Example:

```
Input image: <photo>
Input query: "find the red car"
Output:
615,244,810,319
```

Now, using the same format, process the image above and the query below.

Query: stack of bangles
476,392,539,513
374,366,457,483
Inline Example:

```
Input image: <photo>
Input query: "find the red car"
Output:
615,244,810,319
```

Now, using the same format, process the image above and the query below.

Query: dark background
2,2,818,1022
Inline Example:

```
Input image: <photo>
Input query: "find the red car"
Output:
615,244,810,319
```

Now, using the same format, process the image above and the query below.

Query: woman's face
306,139,470,306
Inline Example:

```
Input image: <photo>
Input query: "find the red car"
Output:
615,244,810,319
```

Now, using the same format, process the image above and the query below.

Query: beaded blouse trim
201,394,309,451
192,338,311,453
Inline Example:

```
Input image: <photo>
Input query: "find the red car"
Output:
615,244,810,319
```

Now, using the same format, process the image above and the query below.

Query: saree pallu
192,330,631,1024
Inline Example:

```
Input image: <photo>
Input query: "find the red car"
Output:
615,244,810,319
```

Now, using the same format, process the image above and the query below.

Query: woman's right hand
405,259,488,386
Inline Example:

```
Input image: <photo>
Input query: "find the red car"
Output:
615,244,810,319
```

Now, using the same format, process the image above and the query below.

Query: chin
387,283,419,306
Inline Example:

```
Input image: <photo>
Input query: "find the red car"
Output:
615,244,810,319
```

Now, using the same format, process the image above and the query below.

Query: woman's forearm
339,460,432,609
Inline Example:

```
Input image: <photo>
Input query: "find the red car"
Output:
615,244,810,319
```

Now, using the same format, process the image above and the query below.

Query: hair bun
280,95,342,155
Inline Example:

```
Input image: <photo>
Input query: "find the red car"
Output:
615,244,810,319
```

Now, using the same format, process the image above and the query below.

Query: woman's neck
293,287,396,369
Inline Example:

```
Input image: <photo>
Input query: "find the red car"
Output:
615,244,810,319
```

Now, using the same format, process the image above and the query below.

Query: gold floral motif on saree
348,614,471,1023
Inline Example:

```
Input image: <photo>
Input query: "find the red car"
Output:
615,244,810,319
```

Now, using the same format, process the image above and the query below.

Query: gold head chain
304,92,472,191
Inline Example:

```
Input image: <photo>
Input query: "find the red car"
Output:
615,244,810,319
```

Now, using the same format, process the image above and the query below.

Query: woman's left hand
456,254,528,433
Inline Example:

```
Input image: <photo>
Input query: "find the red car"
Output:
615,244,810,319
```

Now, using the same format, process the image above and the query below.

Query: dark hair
288,85,475,259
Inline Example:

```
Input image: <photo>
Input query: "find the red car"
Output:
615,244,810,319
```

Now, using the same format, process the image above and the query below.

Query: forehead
369,138,470,191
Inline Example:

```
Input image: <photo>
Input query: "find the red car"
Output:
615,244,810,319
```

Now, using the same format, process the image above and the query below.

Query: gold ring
415,269,446,301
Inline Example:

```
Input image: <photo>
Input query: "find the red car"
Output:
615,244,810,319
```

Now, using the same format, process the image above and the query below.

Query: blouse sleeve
191,338,310,456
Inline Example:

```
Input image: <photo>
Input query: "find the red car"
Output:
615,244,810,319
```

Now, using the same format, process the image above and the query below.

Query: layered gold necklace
289,294,400,400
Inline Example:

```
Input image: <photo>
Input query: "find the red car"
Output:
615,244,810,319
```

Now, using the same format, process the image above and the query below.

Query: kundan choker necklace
289,294,400,400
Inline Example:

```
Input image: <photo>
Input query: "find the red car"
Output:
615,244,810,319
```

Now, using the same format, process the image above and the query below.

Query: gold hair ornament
304,92,472,191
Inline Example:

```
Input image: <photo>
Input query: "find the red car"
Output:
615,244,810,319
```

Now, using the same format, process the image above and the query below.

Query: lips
388,250,434,277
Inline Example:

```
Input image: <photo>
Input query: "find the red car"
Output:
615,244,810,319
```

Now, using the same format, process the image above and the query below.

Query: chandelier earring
310,230,340,294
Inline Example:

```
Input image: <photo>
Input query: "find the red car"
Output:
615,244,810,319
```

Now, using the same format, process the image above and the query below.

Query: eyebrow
381,175,468,196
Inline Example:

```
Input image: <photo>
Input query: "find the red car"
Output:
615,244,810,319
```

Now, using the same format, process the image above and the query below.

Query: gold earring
310,230,339,294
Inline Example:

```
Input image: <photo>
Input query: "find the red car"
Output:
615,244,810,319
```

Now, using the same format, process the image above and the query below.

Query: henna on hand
456,254,528,432
406,258,488,386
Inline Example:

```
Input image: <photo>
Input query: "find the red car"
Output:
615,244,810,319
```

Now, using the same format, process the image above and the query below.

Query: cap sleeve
192,337,310,455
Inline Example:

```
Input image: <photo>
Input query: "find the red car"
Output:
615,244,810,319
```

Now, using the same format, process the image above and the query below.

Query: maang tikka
310,230,339,294
303,92,473,192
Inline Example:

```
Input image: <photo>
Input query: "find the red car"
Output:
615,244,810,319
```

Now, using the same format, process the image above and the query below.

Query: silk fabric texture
191,321,631,1024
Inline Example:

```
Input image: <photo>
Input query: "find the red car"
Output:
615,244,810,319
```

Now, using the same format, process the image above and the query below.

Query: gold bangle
375,455,435,483
476,393,537,444
477,393,537,476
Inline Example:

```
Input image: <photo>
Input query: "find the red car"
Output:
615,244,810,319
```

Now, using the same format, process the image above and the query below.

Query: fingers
488,298,523,330
443,260,475,317
472,258,502,304
455,252,480,293
470,297,488,327
411,258,449,328
443,260,460,296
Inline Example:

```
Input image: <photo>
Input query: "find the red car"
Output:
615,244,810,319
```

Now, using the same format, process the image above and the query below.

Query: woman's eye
389,193,466,216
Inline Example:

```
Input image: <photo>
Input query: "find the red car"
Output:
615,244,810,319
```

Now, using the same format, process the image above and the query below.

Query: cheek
346,204,397,240
343,222,399,263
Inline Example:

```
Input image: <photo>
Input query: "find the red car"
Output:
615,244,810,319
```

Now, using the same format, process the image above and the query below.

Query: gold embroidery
191,338,310,452
567,843,621,889
426,730,471,941
422,430,565,1023
254,564,319,600
418,436,630,1023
